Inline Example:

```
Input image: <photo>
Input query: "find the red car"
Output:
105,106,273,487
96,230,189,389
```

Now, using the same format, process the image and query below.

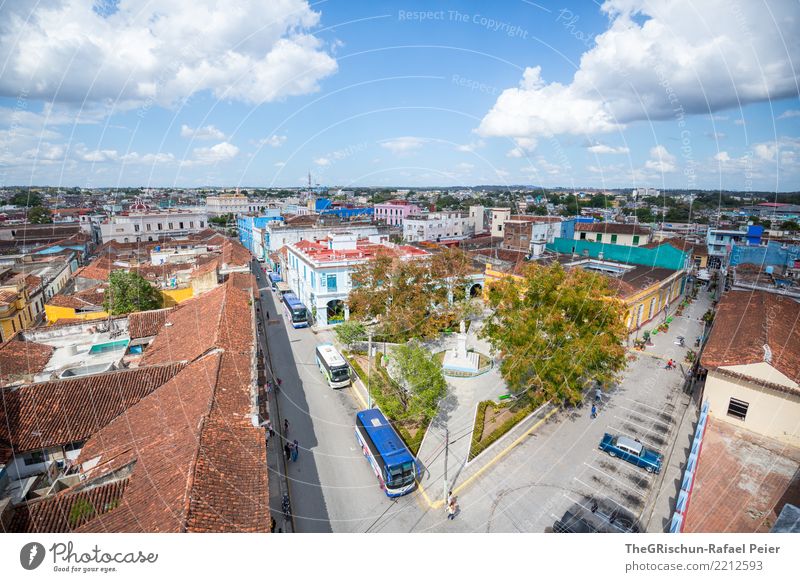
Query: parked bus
355,409,418,497
282,292,309,328
315,343,351,388
268,272,282,292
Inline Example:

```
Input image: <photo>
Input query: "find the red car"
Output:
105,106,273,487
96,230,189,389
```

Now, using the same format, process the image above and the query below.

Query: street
252,260,706,532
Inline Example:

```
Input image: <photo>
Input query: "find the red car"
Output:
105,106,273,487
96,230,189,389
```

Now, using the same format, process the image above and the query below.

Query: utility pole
443,427,450,505
366,331,373,409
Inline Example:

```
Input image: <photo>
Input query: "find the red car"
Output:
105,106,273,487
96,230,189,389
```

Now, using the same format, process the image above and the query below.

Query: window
596,233,602,242
168,222,173,230
134,224,140,232
179,222,184,229
611,234,618,243
24,451,45,466
146,223,151,231
580,232,587,240
200,221,204,228
157,223,163,230
190,221,194,228
727,398,749,420
632,235,640,245
327,274,337,292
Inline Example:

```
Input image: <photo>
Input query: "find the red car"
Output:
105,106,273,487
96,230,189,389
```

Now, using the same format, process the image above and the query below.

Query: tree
10,192,43,207
635,208,654,223
334,320,366,351
391,340,447,424
780,220,799,231
104,270,163,315
526,204,548,215
481,262,627,406
27,206,52,224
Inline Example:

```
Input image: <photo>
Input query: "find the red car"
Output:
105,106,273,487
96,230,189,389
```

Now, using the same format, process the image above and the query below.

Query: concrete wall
705,369,800,446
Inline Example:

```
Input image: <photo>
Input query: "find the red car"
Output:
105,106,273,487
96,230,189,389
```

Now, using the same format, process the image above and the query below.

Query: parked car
553,497,641,533
598,433,663,474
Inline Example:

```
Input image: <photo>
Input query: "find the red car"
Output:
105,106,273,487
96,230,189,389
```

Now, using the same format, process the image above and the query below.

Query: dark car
553,497,641,533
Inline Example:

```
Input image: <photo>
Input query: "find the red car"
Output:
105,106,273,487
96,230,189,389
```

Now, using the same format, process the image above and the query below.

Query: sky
0,0,798,191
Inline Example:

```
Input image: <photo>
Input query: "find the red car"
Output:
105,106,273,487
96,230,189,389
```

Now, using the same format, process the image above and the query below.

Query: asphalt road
253,265,429,532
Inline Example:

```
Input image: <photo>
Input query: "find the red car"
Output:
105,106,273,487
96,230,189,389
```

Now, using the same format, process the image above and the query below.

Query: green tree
635,208,654,223
526,204,548,215
10,192,43,207
390,340,447,424
482,262,627,406
104,270,163,315
334,320,366,351
780,220,799,231
27,206,53,224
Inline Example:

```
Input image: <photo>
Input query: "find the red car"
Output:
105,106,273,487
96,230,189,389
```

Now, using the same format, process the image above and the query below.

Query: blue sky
0,0,798,190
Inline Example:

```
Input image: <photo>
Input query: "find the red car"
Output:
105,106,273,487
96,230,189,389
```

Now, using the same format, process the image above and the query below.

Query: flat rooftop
683,418,800,533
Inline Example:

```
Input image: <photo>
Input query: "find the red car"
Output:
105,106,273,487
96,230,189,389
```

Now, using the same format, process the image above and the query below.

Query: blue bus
282,292,309,328
355,409,418,497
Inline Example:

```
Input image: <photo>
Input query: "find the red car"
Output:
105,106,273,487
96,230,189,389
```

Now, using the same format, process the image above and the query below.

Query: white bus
315,343,351,388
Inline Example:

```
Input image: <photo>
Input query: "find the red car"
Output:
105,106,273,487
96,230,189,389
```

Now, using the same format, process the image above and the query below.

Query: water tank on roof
765,265,774,275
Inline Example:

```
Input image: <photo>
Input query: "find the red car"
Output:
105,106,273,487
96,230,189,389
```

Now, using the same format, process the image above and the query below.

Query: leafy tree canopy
482,262,627,405
27,206,52,224
390,339,447,424
334,320,366,350
103,270,163,315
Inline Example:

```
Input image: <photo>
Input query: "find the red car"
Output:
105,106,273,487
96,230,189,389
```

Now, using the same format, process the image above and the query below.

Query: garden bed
468,399,540,461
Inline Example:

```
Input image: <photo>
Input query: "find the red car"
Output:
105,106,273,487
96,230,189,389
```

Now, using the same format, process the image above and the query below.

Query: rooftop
575,222,651,235
683,418,800,533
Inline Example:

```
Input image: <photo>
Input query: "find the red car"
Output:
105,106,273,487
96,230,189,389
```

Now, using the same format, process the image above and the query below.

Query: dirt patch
482,405,515,437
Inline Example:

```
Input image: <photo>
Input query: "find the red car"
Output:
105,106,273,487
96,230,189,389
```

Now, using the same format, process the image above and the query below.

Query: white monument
442,320,480,373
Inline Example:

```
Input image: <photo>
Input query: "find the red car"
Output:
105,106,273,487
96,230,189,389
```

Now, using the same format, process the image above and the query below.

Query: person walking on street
284,418,289,435
284,441,292,462
591,404,597,419
291,439,299,462
267,420,275,439
447,496,459,520
595,387,602,402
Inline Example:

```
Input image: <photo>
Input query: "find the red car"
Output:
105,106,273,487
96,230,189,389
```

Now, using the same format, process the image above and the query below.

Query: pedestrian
270,517,276,533
447,491,455,507
447,496,459,520
284,418,289,435
595,387,602,402
267,420,275,439
591,404,597,419
284,441,292,461
291,439,299,462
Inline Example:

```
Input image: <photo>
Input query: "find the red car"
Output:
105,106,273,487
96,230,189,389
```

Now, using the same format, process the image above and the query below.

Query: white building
403,211,475,242
263,222,379,268
205,193,272,216
99,208,208,243
283,234,429,326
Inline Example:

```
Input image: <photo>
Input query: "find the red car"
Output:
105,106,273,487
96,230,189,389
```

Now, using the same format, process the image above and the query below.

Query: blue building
729,240,800,269
319,206,373,220
237,214,283,258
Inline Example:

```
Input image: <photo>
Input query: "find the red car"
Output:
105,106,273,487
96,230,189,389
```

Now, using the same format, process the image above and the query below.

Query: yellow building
0,271,45,341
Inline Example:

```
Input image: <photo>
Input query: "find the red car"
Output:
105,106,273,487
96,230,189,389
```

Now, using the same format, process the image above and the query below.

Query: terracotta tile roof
140,284,228,366
575,222,651,235
9,478,131,533
700,290,800,385
75,278,267,532
0,362,184,454
220,239,251,267
0,338,54,384
127,307,176,339
0,289,20,306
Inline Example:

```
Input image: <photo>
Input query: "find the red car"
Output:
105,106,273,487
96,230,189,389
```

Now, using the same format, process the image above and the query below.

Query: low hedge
468,401,536,461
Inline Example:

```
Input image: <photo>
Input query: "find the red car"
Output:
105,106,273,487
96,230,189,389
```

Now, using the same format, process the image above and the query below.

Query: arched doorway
327,299,345,325
469,283,483,297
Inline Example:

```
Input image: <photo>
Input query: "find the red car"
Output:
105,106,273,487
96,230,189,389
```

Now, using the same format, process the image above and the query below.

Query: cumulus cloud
478,0,800,141
379,137,427,155
778,110,800,120
314,157,331,166
184,141,239,166
644,145,676,173
181,124,226,140
455,140,485,152
257,134,287,147
0,1,337,107
713,151,731,162
587,143,630,154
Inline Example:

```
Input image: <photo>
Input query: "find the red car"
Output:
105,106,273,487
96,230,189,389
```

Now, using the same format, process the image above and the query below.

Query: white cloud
455,140,485,152
0,1,337,107
184,141,239,166
455,162,474,171
379,137,427,155
644,145,676,173
778,110,800,120
181,124,226,140
754,143,777,161
713,151,731,162
478,0,799,141
314,157,331,166
734,119,746,126
257,134,287,148
507,147,525,158
587,143,630,154
274,161,286,167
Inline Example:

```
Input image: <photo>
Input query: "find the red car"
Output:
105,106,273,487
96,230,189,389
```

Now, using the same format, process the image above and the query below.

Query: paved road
251,259,703,533
253,265,429,532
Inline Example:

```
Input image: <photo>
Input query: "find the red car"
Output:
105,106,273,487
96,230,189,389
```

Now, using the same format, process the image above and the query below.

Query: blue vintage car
599,433,663,474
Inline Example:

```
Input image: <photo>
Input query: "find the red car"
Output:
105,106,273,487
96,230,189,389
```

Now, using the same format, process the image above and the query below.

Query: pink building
373,199,423,226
